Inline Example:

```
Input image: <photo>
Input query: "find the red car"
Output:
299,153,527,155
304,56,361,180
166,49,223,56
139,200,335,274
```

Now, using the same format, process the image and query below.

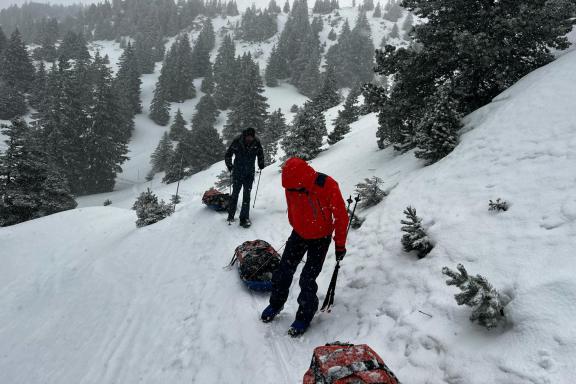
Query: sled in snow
202,188,230,212
229,240,281,292
303,342,400,384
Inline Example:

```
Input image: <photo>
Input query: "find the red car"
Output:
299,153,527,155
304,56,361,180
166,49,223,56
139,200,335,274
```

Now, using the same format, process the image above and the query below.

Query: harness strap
315,172,327,187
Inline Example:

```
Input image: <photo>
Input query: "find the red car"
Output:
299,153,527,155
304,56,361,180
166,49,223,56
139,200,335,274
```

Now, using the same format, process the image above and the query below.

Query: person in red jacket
261,157,349,337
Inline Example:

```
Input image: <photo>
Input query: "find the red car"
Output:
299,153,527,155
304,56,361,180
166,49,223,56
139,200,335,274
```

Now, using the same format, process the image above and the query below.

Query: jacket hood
282,157,317,189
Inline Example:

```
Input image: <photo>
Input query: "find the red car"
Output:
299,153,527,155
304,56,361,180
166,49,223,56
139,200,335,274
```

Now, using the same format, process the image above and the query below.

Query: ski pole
321,193,361,313
252,170,262,208
347,194,361,234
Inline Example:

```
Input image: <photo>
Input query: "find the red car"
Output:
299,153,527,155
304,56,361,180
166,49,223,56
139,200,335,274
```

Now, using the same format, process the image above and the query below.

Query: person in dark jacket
261,157,349,337
224,128,265,227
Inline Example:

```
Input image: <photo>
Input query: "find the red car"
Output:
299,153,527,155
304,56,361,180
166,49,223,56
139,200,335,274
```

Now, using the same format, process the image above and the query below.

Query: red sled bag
202,188,230,211
303,342,400,384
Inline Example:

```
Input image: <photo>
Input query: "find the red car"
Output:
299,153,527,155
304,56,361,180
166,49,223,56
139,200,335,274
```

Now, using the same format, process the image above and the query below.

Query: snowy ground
2,40,576,383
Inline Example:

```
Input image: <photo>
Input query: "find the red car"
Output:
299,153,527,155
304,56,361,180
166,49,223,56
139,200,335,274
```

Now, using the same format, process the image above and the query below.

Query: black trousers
228,176,253,221
269,231,332,324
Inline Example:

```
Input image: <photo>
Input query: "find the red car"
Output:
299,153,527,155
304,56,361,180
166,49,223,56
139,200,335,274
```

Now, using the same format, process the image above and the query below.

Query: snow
2,41,576,383
3,8,576,384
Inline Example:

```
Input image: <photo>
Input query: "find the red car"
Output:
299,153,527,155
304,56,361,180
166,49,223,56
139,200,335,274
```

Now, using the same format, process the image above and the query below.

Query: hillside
2,36,576,384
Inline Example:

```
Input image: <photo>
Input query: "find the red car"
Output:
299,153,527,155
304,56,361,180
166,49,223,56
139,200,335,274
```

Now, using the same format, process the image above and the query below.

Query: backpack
230,240,281,291
303,342,400,384
202,188,230,211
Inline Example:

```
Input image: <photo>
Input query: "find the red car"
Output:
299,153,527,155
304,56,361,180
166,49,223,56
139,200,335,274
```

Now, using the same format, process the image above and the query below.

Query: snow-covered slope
2,43,576,383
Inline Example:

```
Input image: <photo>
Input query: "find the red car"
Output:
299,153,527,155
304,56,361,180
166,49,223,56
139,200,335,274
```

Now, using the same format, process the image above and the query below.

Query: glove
335,246,347,261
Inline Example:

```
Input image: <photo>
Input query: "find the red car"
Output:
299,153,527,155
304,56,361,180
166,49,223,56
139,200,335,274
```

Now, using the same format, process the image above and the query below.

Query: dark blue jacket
225,135,265,180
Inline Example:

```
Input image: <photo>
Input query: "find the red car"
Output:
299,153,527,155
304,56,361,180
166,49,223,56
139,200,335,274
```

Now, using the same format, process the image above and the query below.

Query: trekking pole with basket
320,194,360,313
252,169,262,208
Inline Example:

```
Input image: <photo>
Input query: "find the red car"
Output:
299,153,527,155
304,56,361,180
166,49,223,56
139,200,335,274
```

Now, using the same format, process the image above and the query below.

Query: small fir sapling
442,263,505,329
103,199,112,206
290,104,299,113
132,188,174,227
215,169,233,191
401,206,433,258
328,28,337,41
355,176,387,209
489,198,509,212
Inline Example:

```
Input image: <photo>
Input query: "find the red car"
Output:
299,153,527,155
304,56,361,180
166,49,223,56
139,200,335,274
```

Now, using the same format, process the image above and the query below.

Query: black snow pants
228,175,253,221
269,231,332,324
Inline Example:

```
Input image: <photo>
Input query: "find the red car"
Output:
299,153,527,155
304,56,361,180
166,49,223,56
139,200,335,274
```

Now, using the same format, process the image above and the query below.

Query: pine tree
159,34,196,103
389,22,399,38
325,14,374,88
293,33,321,97
283,0,290,13
239,6,278,42
35,18,59,62
191,19,215,78
0,27,7,56
223,54,269,142
268,0,282,13
311,16,323,36
414,83,462,165
348,11,375,84
0,119,76,226
354,176,386,208
134,35,156,74
328,86,362,145
83,52,129,194
363,0,374,11
401,206,433,258
383,2,403,22
371,0,574,156
114,42,142,116
38,59,91,194
373,2,382,17
325,19,351,86
188,93,225,171
265,45,281,87
168,109,188,141
132,188,174,227
442,264,505,329
261,108,287,163
278,0,313,81
282,101,326,161
149,81,171,126
341,86,362,123
39,163,78,216
327,115,350,145
150,131,174,173
213,35,237,109
0,29,35,93
58,31,90,61
163,143,187,183
327,28,337,41
402,12,414,34
312,64,341,111
0,82,27,120
29,62,48,110
201,64,215,94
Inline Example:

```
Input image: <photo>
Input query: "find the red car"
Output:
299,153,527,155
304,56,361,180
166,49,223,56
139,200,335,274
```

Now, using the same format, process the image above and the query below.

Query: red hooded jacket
282,158,349,248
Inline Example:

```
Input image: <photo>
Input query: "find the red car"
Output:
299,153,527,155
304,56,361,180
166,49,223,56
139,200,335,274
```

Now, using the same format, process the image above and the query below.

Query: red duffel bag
303,342,400,384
